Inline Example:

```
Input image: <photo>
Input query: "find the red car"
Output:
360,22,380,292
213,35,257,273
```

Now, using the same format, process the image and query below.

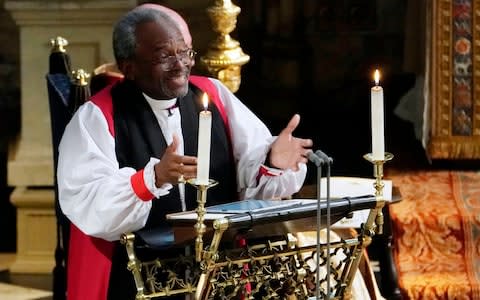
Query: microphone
307,150,333,167
315,149,333,164
307,150,323,167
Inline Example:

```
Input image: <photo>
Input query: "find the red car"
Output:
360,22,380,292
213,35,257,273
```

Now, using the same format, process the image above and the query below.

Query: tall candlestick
371,69,385,161
197,93,212,185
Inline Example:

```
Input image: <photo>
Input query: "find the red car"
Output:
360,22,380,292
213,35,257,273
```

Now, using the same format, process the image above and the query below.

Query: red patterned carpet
387,171,480,299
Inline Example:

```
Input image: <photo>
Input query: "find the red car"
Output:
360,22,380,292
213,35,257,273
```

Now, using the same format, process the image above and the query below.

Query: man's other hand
154,135,197,187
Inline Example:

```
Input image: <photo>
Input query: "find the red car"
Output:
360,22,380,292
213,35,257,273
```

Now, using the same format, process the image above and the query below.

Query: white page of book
318,177,392,228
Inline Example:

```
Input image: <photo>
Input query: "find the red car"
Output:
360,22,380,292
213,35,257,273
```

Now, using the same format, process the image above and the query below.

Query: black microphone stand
308,150,333,299
317,150,333,299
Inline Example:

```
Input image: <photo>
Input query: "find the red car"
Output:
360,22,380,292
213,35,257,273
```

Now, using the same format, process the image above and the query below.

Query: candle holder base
363,152,394,163
186,178,218,261
187,178,219,187
362,152,394,236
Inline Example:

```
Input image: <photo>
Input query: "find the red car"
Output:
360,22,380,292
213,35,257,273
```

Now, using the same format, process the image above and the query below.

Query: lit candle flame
374,69,380,86
202,93,209,110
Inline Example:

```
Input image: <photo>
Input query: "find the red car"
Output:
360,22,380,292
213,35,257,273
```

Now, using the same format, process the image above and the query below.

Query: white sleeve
57,102,164,241
210,79,307,200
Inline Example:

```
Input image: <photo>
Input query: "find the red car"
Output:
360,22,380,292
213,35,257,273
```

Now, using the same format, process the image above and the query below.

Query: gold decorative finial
72,69,90,86
50,36,68,53
201,0,250,93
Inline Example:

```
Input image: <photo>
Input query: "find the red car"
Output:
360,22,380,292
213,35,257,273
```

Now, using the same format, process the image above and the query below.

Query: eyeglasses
153,48,197,71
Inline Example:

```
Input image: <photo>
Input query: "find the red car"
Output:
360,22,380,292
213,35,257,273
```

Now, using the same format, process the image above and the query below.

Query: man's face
126,21,193,99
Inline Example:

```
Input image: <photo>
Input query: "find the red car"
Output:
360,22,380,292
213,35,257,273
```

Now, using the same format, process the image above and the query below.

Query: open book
167,199,312,221
319,176,392,228
166,177,392,228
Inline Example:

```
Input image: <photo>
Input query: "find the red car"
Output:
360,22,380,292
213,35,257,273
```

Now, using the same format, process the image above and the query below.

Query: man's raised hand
268,114,313,171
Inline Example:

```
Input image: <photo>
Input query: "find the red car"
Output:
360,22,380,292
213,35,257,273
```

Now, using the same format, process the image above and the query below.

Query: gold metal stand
201,0,250,93
187,179,218,262
120,233,146,300
341,152,394,297
363,152,394,235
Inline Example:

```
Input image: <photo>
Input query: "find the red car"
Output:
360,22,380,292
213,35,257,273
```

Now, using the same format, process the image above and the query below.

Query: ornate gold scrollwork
122,228,367,299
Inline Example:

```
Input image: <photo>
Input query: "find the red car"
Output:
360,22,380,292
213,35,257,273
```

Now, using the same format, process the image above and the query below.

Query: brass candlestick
343,152,394,297
363,152,394,235
187,179,218,262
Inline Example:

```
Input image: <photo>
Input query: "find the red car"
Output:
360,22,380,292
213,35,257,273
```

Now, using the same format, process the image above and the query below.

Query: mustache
165,70,190,79
166,68,190,79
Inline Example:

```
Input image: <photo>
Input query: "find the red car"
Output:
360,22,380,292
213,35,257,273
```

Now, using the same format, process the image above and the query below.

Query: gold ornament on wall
50,36,68,53
200,0,250,93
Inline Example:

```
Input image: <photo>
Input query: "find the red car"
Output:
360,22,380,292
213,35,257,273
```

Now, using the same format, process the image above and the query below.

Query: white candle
371,69,385,161
197,93,212,185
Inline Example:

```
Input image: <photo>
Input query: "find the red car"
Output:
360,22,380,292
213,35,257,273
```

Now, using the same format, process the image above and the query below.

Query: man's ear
118,60,135,80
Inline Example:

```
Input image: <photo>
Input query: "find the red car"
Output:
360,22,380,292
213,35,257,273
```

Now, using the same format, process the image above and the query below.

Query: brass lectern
121,195,379,299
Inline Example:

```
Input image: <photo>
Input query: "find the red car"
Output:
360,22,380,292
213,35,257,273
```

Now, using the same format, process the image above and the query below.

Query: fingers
294,137,313,154
180,155,197,166
176,163,192,184
301,138,313,148
156,146,198,186
156,158,197,186
177,160,197,180
302,148,313,158
292,138,313,169
299,156,308,164
281,114,301,136
166,135,197,180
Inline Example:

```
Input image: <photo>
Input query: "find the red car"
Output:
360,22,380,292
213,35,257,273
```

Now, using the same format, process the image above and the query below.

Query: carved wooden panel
428,0,480,158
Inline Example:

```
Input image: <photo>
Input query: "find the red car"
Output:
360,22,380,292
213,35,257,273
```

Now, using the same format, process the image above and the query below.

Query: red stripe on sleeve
256,165,281,183
131,169,155,201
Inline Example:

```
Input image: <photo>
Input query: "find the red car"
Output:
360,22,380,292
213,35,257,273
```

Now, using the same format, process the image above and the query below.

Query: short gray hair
112,7,177,64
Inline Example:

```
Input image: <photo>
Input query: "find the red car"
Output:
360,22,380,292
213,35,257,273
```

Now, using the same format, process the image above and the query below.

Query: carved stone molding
5,0,135,25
